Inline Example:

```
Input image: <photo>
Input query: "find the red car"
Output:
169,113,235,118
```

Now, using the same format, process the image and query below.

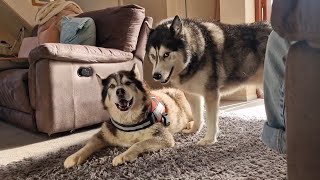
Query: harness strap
151,96,165,122
110,95,170,132
110,115,155,132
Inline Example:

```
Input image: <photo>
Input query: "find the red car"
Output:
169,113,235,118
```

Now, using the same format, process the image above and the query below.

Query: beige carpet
0,100,287,179
0,100,264,166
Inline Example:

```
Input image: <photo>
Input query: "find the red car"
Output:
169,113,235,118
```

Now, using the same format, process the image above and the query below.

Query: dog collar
110,96,170,132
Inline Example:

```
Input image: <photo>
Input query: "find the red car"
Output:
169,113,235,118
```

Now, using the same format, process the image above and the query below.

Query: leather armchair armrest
286,41,320,180
29,43,133,64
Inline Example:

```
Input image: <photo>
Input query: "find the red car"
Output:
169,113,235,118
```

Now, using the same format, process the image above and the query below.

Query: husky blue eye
164,52,170,58
109,84,116,89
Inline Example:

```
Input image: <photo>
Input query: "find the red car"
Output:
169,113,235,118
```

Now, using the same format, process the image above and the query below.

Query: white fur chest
171,64,210,96
116,130,148,146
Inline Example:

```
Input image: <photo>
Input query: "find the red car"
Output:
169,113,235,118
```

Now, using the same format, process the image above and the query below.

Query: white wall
2,0,38,27
220,0,255,24
72,0,119,12
186,0,218,20
121,0,168,25
0,29,14,44
0,0,38,47
245,0,255,23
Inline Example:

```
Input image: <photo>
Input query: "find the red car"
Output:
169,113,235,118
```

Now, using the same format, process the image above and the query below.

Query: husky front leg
197,91,220,146
112,133,175,166
64,132,106,168
182,92,204,134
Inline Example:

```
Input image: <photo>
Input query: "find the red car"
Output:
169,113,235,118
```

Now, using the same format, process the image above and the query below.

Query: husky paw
64,154,85,168
182,128,197,134
197,137,217,146
112,153,137,166
182,121,199,134
186,121,194,130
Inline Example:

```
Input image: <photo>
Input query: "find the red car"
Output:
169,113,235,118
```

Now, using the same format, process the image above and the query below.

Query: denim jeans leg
262,31,290,154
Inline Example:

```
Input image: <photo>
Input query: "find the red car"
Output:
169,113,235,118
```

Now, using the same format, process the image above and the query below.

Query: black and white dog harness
110,96,170,132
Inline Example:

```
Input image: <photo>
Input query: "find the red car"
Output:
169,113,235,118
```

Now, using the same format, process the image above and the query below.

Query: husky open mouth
116,98,133,111
161,67,174,84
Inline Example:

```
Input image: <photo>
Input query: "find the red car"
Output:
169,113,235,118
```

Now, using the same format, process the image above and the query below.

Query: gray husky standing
146,15,272,145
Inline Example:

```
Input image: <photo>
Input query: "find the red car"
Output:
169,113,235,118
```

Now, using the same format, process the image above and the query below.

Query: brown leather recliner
0,4,153,135
272,0,320,179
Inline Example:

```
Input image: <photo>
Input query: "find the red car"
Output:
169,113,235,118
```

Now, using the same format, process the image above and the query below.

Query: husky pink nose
116,88,125,97
153,73,162,80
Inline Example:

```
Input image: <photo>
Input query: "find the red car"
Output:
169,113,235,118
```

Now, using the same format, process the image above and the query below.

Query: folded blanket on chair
36,0,83,44
35,0,83,25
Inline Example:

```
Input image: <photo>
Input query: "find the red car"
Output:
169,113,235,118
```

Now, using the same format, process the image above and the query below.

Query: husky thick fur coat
64,65,193,167
146,16,272,145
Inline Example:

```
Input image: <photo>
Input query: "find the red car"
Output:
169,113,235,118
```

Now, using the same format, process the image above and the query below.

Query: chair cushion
0,69,32,113
78,4,145,52
60,16,96,46
18,37,39,58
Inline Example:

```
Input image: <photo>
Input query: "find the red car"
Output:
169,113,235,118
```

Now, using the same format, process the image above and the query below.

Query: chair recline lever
77,67,93,77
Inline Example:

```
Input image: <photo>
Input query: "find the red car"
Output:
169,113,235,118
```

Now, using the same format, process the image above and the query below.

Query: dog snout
153,72,162,80
116,88,125,97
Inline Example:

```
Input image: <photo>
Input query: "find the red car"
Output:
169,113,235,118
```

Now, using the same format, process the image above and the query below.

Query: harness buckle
161,113,170,126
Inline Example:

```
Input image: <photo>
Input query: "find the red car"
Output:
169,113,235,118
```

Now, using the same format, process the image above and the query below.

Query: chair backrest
78,4,146,52
133,17,153,62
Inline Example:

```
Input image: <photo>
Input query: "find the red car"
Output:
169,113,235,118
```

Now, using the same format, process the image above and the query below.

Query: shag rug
0,112,286,180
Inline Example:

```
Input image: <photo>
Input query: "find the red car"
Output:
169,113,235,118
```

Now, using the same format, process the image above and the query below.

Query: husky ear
131,63,141,81
96,74,104,89
170,15,182,36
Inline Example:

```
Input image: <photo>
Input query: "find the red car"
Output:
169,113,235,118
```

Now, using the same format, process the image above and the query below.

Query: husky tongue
116,98,133,111
119,99,128,106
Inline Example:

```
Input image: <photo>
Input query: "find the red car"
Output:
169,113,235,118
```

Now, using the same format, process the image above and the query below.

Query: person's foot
256,88,264,99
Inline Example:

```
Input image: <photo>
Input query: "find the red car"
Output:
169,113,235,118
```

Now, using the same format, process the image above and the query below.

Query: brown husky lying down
64,64,194,168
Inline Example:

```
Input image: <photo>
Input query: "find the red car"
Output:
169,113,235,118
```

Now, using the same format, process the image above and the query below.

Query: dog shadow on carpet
0,113,287,180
